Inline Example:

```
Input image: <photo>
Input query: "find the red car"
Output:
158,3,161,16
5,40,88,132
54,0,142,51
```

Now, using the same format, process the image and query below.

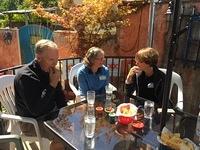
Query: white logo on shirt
99,75,106,80
147,83,154,88
41,89,47,98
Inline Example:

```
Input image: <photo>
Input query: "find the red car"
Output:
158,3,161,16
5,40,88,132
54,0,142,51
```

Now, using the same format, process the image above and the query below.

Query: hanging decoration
3,29,12,45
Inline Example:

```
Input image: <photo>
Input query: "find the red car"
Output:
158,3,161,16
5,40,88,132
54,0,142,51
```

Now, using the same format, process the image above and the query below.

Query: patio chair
0,75,50,150
19,24,53,64
158,68,183,111
157,68,184,131
68,63,117,103
0,134,24,150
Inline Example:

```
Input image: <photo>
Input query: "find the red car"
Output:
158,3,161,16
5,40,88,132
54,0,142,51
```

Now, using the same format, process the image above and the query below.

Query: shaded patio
0,0,200,149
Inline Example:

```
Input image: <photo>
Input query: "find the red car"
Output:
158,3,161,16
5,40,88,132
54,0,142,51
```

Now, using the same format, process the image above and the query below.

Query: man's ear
36,53,42,62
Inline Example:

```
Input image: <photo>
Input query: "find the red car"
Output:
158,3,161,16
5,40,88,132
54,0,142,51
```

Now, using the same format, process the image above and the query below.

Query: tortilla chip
161,133,172,144
165,136,183,150
160,132,194,150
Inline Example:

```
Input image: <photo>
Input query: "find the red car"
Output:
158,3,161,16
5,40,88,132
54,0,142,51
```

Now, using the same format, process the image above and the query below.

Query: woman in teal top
77,47,109,97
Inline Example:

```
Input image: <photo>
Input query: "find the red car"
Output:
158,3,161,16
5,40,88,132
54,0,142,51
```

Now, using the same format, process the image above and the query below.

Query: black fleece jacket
126,66,165,107
14,60,67,120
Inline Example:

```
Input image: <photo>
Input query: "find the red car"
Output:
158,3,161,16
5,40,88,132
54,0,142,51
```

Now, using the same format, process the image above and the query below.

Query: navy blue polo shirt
77,65,109,96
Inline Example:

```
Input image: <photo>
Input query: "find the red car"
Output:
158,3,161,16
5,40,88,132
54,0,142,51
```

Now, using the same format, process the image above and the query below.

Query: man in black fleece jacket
14,39,67,149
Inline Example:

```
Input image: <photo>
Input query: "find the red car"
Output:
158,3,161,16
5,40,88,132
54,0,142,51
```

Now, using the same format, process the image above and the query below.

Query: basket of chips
158,127,197,150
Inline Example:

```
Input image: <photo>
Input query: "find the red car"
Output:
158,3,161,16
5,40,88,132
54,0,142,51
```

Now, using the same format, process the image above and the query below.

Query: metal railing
0,56,135,92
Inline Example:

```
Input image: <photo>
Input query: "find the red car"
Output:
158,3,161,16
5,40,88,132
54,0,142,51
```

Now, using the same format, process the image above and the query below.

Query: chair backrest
68,63,84,96
0,75,49,150
159,68,183,110
0,75,16,115
0,75,21,134
0,134,24,150
19,24,53,64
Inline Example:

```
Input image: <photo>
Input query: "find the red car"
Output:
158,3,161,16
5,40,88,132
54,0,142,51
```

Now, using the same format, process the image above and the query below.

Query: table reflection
44,95,199,150
84,137,95,150
44,100,158,150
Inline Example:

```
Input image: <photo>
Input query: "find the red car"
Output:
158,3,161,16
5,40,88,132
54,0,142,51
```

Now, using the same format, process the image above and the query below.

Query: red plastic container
131,121,144,129
117,116,134,125
96,106,104,118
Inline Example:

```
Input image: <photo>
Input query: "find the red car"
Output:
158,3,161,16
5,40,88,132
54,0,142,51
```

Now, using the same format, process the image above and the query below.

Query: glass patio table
43,99,160,150
43,92,199,150
115,111,199,150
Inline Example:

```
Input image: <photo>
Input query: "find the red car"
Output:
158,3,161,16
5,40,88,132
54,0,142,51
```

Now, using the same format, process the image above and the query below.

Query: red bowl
96,106,103,112
118,116,133,125
132,121,144,129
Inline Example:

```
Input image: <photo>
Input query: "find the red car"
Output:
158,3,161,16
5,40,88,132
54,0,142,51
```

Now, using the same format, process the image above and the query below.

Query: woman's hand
126,66,141,84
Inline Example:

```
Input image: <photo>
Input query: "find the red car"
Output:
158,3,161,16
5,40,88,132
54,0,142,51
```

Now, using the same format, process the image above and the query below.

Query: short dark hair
135,47,159,66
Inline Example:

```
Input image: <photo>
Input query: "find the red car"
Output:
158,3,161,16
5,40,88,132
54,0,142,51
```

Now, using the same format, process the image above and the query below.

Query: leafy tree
0,0,18,11
35,0,141,56
0,0,57,11
27,0,57,8
0,0,58,27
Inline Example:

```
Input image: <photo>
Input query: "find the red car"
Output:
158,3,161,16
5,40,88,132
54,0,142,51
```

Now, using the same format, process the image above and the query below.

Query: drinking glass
84,137,95,150
87,106,95,117
87,91,95,106
105,85,112,101
144,100,154,119
84,115,96,138
105,85,112,110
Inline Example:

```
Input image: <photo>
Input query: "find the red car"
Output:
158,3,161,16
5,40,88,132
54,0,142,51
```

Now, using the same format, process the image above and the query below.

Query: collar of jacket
85,65,103,75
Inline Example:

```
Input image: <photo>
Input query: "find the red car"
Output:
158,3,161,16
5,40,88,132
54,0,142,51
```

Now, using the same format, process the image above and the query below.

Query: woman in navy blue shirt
77,47,109,97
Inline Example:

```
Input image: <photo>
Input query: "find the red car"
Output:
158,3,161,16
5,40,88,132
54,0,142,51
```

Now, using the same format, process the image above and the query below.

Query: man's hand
49,67,60,88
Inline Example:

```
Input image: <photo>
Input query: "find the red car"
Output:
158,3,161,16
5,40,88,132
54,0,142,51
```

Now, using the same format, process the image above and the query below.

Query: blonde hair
135,47,159,66
35,39,58,54
83,47,104,67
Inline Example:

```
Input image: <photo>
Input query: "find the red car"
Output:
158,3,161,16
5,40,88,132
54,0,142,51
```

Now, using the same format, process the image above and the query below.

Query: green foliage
31,0,57,7
0,19,8,28
0,0,57,11
0,0,58,28
0,0,22,11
